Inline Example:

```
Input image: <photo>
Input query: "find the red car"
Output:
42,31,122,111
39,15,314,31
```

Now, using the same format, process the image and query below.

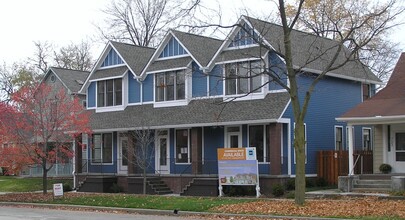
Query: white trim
362,127,372,150
89,72,127,82
117,134,128,174
154,100,188,108
155,129,170,174
95,105,125,113
224,125,242,148
247,124,267,163
174,128,192,165
90,132,114,166
97,63,126,70
223,43,259,51
337,115,405,125
91,119,279,133
216,57,262,65
222,93,266,102
298,66,383,85
146,66,190,75
334,125,344,150
156,54,190,61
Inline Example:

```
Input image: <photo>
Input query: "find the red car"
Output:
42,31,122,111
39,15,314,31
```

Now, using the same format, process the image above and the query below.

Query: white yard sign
53,183,64,197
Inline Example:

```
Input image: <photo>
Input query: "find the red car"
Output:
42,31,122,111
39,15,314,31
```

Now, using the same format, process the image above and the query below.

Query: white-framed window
224,60,262,95
175,129,191,164
335,126,344,150
225,126,242,148
346,126,355,150
155,70,185,102
97,78,122,107
362,128,372,151
248,125,269,163
91,133,113,164
293,123,307,164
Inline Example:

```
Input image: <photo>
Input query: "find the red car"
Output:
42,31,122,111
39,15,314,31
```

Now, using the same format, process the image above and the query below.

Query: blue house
75,16,381,195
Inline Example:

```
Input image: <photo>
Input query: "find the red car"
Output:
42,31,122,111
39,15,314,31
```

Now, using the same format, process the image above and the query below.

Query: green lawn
54,194,250,212
0,176,72,192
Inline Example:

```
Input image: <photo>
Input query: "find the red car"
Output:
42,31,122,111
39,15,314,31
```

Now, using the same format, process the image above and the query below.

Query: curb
0,202,344,220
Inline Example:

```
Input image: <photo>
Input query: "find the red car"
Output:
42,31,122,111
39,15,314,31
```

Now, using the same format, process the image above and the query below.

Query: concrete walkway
305,188,392,198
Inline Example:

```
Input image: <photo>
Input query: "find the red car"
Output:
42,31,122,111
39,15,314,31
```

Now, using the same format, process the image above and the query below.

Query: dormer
227,22,258,49
158,37,188,59
100,49,124,68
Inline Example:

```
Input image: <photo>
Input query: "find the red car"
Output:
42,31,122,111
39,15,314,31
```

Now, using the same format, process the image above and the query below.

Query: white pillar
348,124,354,175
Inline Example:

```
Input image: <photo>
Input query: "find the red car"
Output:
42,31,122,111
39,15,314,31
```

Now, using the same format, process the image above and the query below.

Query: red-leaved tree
0,84,91,193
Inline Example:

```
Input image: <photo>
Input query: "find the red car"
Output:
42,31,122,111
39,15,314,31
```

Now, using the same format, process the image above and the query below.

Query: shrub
286,191,295,199
285,178,295,190
379,164,392,174
109,183,122,193
223,185,255,197
316,177,328,187
306,178,315,188
272,184,285,197
63,183,72,192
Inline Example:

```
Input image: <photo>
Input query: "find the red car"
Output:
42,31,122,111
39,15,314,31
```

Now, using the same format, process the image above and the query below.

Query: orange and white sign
217,148,246,160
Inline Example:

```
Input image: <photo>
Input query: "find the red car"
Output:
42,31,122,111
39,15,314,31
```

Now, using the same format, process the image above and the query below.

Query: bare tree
29,41,53,75
127,128,158,194
286,0,404,84
97,0,215,47
0,63,14,103
54,40,94,71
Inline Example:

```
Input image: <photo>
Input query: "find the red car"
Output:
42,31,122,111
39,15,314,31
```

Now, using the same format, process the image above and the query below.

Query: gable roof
171,30,222,67
210,16,381,84
46,67,89,94
337,53,405,123
88,92,290,131
142,30,222,75
110,41,155,76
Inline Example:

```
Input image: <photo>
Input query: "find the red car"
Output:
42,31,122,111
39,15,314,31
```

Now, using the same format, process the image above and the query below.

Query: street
0,206,206,220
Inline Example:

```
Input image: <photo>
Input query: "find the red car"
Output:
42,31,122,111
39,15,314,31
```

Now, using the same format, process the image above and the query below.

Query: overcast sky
0,0,404,65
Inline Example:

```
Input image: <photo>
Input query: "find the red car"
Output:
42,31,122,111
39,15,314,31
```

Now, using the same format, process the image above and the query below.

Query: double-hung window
155,70,185,102
91,133,113,163
225,60,262,95
97,78,122,107
335,126,343,150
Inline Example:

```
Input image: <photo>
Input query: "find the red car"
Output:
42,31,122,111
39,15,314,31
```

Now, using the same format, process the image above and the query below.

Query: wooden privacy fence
317,150,373,185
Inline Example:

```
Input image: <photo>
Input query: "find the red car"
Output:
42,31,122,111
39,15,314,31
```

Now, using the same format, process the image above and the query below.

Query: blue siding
228,23,256,47
142,74,154,102
282,74,362,174
203,126,224,174
87,82,96,108
268,52,287,91
209,65,223,96
159,37,187,58
128,72,141,104
242,125,248,147
101,49,123,67
192,62,207,97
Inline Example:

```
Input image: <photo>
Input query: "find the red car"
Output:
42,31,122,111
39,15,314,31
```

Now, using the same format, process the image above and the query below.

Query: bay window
155,70,185,102
97,78,122,107
225,60,262,95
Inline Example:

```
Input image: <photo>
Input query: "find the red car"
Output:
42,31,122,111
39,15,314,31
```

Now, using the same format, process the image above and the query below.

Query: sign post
217,147,260,197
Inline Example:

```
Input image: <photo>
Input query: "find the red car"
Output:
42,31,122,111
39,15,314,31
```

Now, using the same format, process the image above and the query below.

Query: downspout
72,139,76,190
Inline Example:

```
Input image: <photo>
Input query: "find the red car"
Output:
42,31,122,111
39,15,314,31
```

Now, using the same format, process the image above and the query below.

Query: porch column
269,123,282,175
74,136,82,173
348,124,354,175
127,131,136,174
191,127,202,174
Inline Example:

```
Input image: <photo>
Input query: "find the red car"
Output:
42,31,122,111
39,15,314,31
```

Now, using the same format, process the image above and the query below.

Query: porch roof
337,53,405,125
88,92,290,131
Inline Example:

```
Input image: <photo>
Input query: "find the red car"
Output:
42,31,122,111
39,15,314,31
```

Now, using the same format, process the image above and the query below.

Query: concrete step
351,187,391,192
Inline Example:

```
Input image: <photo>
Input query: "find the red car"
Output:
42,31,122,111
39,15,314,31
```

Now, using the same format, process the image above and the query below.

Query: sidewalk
305,188,392,198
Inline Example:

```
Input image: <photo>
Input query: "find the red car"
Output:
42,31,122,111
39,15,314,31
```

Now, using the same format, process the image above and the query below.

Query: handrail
349,153,361,176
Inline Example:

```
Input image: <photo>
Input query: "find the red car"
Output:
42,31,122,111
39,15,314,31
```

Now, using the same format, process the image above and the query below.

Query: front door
226,126,242,148
156,133,170,174
118,136,128,174
393,132,405,172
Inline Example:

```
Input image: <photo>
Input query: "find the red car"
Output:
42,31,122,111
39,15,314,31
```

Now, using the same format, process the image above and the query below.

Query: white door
156,134,170,174
225,126,242,148
118,136,128,174
393,132,405,173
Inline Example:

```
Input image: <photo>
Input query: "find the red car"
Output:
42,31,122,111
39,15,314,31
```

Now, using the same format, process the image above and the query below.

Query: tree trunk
42,159,48,194
142,168,147,195
294,121,306,205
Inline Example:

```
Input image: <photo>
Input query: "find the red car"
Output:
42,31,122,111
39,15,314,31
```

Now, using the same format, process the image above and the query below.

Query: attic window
50,75,56,82
76,79,84,85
